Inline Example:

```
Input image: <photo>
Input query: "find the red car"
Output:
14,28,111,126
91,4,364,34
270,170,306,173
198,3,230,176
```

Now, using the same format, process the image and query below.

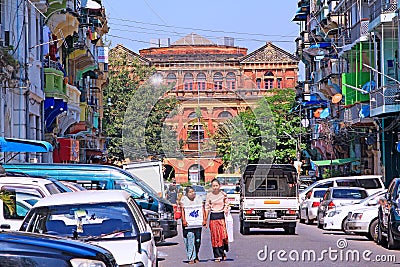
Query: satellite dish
301,118,310,127
332,94,343,104
313,108,323,118
320,108,330,119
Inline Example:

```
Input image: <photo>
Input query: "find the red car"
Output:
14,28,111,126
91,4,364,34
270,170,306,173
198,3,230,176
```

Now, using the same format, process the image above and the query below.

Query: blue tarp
0,137,53,152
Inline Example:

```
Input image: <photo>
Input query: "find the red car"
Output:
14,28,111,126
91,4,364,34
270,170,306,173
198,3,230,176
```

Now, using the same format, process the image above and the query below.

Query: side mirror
140,232,152,243
148,196,154,203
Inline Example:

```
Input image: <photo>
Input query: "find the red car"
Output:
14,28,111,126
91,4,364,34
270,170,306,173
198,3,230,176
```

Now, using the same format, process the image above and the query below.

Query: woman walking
203,178,229,262
181,186,205,264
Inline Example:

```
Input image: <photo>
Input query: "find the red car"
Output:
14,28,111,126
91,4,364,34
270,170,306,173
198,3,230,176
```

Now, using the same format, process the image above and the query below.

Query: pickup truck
240,164,298,235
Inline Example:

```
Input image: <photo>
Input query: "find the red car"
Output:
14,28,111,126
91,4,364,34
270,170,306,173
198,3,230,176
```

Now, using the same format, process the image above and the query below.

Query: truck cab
240,164,298,235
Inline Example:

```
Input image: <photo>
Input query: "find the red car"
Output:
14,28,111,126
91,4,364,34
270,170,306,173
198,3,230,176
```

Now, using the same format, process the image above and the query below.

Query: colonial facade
113,33,298,183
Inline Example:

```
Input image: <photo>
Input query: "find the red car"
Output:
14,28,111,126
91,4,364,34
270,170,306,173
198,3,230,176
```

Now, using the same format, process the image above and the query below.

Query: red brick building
113,33,298,183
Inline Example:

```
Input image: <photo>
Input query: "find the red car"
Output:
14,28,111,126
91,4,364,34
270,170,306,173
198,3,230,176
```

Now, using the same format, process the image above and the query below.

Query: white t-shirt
181,195,203,229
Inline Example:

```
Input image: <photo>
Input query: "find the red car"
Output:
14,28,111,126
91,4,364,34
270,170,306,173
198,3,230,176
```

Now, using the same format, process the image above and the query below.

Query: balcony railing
44,68,67,100
343,103,371,124
370,85,400,116
369,0,397,22
350,19,369,42
313,59,347,82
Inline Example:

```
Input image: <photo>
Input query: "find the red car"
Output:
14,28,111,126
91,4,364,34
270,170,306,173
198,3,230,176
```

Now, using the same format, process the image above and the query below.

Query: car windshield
27,202,138,239
332,189,368,199
222,188,238,194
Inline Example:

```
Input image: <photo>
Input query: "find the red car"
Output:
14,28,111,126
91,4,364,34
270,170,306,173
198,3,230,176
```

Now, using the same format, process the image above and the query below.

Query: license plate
265,211,277,218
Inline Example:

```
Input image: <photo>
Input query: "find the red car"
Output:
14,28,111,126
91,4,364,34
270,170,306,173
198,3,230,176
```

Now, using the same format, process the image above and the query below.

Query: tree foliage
215,88,302,172
103,48,178,162
122,82,180,161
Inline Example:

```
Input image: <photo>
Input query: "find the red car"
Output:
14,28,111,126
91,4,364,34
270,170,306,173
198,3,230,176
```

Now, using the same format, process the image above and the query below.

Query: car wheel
305,210,311,225
377,220,387,246
368,219,378,242
387,224,400,250
342,216,350,234
240,219,249,235
316,214,323,229
299,210,305,224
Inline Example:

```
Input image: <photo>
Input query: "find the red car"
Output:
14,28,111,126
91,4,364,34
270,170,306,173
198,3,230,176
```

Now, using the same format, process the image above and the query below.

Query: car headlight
70,259,106,267
142,209,159,220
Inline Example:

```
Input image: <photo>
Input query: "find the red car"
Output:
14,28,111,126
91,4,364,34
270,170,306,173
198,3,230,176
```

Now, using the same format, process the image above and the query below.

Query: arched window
188,124,204,141
196,72,206,91
226,72,236,90
213,72,223,90
184,73,194,90
166,73,177,90
218,111,232,118
188,112,197,119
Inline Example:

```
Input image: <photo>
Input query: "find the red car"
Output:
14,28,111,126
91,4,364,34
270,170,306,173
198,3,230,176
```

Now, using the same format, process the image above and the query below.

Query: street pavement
157,212,400,267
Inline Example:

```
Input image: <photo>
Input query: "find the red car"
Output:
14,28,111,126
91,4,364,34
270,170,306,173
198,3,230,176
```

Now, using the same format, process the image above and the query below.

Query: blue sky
102,0,300,55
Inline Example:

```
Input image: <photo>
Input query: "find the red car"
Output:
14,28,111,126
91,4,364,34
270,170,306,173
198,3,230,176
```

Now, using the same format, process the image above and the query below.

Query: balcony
370,85,400,116
343,103,373,125
342,72,370,105
66,84,81,107
313,59,347,83
44,68,67,100
350,19,369,43
369,0,397,30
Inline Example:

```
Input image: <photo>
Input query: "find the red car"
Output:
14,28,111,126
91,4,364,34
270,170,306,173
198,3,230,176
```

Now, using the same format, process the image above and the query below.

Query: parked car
0,231,117,266
3,163,177,241
344,206,379,241
221,185,240,210
20,190,158,267
324,190,385,232
0,175,67,230
316,187,368,229
377,178,400,249
299,188,327,224
300,175,384,202
60,181,87,192
192,185,207,202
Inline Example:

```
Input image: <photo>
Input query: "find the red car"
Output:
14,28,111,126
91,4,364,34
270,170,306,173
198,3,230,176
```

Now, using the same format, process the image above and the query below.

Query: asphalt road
157,212,400,267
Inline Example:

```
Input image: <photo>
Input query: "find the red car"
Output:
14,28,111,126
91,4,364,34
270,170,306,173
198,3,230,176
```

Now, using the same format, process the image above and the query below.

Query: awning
311,158,359,167
0,137,53,152
46,12,79,47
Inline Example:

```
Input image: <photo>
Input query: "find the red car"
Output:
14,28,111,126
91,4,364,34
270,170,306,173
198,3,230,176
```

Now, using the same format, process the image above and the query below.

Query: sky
102,0,300,55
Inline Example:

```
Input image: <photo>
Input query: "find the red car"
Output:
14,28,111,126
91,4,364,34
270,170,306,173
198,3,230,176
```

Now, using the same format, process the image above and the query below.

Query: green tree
215,88,301,171
122,81,180,160
103,48,154,161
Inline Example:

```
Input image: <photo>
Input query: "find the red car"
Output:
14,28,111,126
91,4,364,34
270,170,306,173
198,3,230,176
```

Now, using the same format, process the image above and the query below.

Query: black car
377,178,400,249
0,231,117,266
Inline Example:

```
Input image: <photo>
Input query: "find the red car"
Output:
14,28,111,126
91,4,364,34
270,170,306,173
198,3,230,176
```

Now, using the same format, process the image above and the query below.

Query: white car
221,185,240,210
20,190,157,267
316,187,369,228
344,206,379,241
323,190,385,231
0,176,66,230
299,188,327,224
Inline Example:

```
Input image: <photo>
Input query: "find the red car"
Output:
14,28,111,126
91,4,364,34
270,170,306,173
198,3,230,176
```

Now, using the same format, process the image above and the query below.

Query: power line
107,33,295,46
108,17,298,38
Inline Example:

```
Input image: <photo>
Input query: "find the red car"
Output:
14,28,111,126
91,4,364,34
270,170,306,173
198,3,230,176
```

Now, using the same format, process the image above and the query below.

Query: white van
299,175,385,201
